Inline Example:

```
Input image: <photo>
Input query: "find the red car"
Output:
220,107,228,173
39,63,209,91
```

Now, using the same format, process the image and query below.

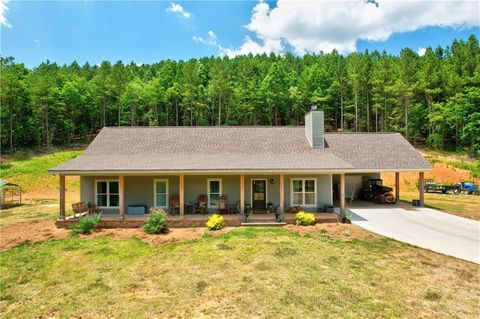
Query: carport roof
49,127,431,174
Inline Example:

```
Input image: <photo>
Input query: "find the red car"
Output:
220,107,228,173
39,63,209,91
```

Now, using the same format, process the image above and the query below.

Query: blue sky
1,0,479,67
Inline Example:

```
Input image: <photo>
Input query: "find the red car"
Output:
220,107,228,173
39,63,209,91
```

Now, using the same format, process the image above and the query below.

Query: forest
1,35,479,155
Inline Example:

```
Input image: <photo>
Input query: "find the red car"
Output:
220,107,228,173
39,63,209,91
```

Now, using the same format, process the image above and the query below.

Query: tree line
1,35,479,155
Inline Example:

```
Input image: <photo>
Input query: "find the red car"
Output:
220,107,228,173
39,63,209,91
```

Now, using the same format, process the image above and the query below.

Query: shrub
143,208,169,234
69,213,101,236
206,214,224,230
295,211,315,226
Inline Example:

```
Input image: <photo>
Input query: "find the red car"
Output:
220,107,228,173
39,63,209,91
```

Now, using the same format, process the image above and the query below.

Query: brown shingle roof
49,127,431,173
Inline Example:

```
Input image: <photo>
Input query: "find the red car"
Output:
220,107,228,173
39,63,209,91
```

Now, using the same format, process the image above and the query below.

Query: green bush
69,213,101,236
143,208,169,234
206,214,224,230
295,211,315,226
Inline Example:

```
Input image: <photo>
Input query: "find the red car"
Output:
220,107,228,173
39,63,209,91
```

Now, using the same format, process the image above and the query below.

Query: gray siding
184,175,240,211
304,111,324,148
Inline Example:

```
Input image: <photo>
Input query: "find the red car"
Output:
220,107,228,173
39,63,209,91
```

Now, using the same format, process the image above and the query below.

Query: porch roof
49,127,431,174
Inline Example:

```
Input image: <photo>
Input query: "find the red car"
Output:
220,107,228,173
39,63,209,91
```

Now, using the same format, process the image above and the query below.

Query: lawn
0,200,76,228
1,227,479,319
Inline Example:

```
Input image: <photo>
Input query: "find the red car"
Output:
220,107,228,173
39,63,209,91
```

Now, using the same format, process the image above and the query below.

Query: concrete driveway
349,206,480,263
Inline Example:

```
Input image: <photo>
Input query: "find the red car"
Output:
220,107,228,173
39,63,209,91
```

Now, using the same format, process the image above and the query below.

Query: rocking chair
195,194,209,214
219,195,228,214
169,195,180,215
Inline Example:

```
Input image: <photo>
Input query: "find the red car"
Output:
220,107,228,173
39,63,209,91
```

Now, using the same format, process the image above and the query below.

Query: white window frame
153,179,169,209
291,177,317,207
207,178,222,208
95,179,119,208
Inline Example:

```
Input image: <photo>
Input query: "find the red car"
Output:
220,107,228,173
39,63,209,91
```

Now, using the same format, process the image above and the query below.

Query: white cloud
220,36,283,57
417,47,426,56
225,0,479,56
194,30,282,58
208,30,217,40
166,2,191,19
0,0,11,28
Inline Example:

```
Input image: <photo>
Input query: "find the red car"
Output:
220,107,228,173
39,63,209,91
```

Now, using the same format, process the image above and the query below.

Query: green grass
0,200,62,227
1,228,478,318
0,149,83,193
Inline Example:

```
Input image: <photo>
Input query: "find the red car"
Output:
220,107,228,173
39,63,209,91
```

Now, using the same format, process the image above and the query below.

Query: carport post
395,172,400,203
419,172,425,207
340,173,346,220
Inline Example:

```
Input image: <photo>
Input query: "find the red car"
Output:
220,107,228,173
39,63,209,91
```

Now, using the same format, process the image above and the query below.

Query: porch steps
241,222,286,227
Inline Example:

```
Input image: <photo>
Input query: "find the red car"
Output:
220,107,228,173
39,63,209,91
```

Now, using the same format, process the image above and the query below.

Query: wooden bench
71,201,97,218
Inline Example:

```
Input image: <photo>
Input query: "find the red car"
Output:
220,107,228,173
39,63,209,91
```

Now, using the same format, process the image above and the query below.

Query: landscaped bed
1,226,478,318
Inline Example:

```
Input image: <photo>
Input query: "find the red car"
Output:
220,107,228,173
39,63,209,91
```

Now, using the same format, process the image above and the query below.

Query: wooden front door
252,180,266,211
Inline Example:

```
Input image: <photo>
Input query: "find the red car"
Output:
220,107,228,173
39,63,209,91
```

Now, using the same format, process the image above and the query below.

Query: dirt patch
86,227,232,245
23,190,79,201
1,220,70,250
382,163,473,191
1,220,232,251
283,223,381,241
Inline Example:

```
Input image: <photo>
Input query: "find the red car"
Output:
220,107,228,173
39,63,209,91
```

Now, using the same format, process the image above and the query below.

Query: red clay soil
0,220,231,251
1,219,378,251
1,220,70,250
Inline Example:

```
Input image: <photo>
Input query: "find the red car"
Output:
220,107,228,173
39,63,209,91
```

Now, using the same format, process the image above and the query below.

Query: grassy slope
0,149,83,195
1,228,478,319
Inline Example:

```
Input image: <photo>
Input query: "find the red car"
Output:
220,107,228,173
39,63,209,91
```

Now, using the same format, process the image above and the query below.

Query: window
154,179,169,208
95,180,119,208
291,178,316,206
207,178,222,208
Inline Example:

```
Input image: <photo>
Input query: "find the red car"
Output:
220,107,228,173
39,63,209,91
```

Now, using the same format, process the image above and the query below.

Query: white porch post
119,175,125,220
339,173,346,220
179,175,185,218
240,175,245,214
279,174,284,213
395,172,400,203
419,172,425,207
59,174,66,220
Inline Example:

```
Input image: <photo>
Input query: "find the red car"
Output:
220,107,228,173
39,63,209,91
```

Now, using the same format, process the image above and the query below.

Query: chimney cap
311,105,318,111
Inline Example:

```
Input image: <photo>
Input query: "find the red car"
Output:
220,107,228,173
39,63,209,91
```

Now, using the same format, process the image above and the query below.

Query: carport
334,171,427,218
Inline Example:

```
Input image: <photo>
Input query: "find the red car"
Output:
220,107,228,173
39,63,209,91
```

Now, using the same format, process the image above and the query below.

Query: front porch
55,211,340,228
57,172,341,227
55,171,427,228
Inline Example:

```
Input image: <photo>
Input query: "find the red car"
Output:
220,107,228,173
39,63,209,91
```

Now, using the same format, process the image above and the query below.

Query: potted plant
241,203,253,222
266,202,274,213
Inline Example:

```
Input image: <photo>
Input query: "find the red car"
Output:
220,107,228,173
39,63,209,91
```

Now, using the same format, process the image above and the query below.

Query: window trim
207,178,222,208
153,179,169,209
290,177,317,207
95,179,119,208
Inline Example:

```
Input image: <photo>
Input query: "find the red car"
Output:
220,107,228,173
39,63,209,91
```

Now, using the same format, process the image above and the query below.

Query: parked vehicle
423,179,452,194
358,179,396,204
452,182,480,195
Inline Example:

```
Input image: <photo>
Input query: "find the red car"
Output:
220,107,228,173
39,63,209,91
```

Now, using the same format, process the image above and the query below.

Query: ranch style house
49,110,431,227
